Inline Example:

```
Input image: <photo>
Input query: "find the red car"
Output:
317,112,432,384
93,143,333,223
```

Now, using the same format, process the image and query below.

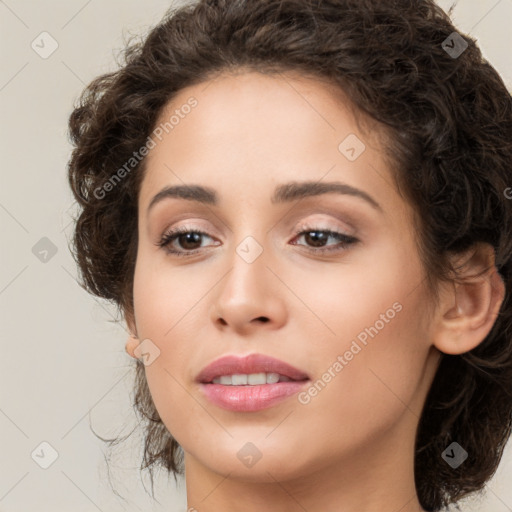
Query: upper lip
196,353,310,383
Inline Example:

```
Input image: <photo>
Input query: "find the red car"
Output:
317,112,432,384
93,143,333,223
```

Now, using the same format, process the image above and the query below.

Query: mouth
195,353,310,384
209,372,303,385
195,353,310,412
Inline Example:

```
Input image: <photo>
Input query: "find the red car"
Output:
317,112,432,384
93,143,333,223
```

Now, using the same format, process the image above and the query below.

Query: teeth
232,374,248,385
211,372,293,385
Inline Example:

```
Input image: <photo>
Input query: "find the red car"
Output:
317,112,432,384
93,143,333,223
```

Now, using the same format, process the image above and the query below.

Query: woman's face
130,70,441,485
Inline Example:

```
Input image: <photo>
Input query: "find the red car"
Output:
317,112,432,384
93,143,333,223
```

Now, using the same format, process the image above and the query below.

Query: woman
66,0,512,510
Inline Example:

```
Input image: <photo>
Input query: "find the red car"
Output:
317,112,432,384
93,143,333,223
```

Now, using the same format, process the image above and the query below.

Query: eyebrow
147,180,382,213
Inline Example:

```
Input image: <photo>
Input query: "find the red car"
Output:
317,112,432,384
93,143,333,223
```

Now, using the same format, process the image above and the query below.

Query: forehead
138,70,391,208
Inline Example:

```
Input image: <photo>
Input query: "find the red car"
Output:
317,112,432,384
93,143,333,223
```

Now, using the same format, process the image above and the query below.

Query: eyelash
156,224,359,258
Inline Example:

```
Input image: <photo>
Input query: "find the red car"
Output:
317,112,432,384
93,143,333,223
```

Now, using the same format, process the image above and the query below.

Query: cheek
282,239,424,351
294,244,431,428
131,252,211,431
132,247,206,334
288,308,430,478
300,278,432,441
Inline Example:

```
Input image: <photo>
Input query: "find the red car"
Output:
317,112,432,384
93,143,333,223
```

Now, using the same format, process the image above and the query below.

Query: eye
290,226,358,254
155,225,358,258
156,226,219,257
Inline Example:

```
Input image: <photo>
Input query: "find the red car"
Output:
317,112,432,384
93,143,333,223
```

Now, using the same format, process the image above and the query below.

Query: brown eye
157,228,219,257
175,232,203,250
302,231,330,247
292,228,358,254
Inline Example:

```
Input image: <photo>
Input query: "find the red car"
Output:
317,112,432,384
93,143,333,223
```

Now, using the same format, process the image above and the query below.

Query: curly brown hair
66,0,512,510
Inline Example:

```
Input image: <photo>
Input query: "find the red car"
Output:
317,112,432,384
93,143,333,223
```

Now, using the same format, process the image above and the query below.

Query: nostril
256,317,269,323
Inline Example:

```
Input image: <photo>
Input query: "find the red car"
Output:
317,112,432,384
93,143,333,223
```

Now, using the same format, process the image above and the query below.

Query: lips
195,353,310,384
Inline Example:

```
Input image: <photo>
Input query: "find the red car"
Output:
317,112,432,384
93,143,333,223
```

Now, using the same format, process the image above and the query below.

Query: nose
210,244,287,335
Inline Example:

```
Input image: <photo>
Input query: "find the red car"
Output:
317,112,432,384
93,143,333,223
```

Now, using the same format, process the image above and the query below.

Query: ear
432,243,505,355
124,310,141,359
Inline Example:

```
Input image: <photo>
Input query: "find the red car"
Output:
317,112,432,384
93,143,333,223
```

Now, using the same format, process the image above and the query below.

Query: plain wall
1,0,511,511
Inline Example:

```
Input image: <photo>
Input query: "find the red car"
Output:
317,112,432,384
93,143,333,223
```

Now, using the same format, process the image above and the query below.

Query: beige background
1,0,511,511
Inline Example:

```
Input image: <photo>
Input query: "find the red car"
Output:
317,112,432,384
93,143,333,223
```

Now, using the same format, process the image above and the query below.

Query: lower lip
199,381,309,412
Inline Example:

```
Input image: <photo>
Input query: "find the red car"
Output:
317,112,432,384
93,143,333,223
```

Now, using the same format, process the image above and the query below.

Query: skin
125,70,505,512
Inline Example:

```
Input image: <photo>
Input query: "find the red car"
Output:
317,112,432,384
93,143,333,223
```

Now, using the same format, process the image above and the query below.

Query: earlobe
124,313,140,358
125,332,141,358
432,245,505,355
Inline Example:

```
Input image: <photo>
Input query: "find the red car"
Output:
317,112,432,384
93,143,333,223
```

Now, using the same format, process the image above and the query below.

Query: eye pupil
179,232,202,249
305,231,328,247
